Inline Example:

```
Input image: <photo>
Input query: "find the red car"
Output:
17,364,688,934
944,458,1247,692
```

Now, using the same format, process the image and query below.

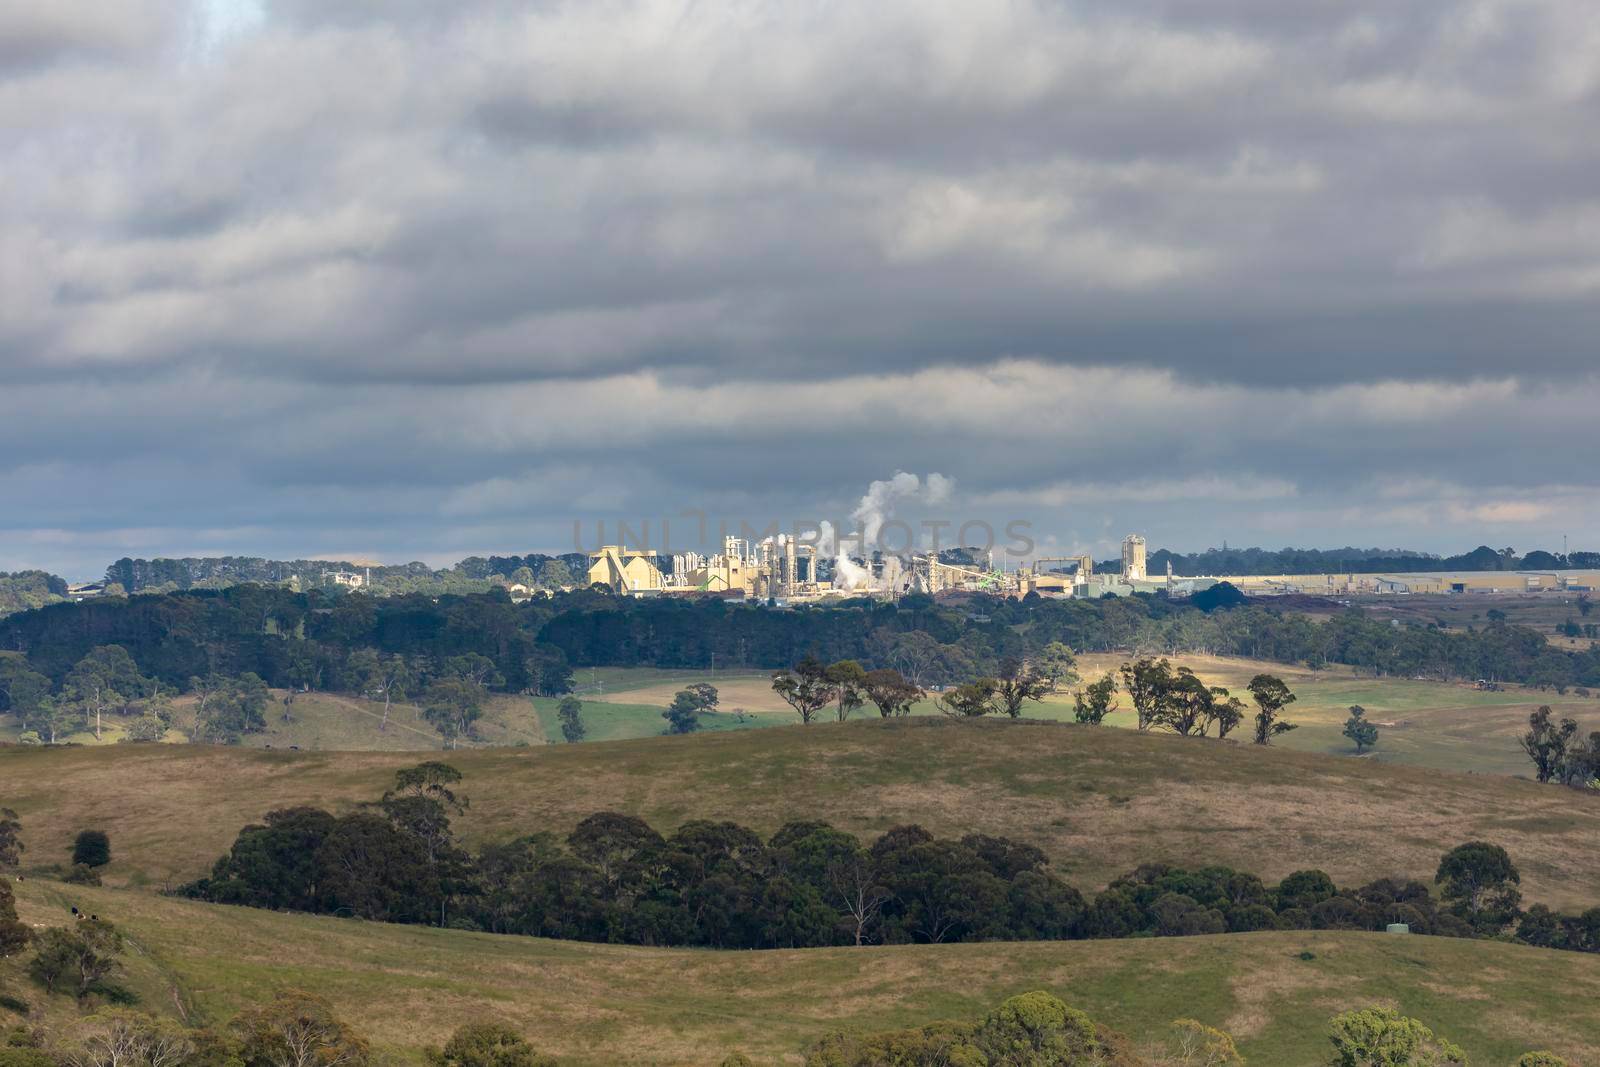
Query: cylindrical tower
1121,535,1147,581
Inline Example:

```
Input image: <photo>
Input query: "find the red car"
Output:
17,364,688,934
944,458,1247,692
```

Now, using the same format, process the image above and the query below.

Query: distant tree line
1148,543,1600,576
100,552,589,597
0,587,576,694
536,590,1600,690
6,585,1600,720
0,638,546,748
74,540,1600,599
2,540,1591,624
170,767,1597,960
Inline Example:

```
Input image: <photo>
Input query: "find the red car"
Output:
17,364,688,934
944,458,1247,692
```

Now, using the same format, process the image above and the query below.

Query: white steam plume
828,471,955,590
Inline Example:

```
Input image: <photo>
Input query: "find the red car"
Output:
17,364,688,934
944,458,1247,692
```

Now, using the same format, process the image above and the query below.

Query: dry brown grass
8,880,1600,1066
591,673,795,714
5,718,1600,910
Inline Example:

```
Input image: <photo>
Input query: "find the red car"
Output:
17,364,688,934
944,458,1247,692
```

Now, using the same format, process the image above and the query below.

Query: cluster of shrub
6,870,565,1067
804,991,1144,1066
169,765,1594,959
1519,705,1600,790
2,974,555,1067
807,996,1576,1067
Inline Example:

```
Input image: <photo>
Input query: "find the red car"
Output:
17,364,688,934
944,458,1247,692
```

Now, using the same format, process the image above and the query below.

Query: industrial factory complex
589,534,1600,602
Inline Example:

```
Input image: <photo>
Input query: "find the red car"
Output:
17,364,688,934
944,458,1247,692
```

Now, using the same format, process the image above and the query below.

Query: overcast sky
4,0,1599,578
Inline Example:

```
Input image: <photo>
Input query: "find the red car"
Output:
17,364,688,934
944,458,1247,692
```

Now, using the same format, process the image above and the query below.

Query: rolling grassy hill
5,878,1598,1065
4,717,1599,910
1064,652,1600,776
575,655,1600,776
8,654,1591,782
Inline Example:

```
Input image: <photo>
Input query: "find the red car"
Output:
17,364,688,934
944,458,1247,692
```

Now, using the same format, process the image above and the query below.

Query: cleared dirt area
588,670,793,713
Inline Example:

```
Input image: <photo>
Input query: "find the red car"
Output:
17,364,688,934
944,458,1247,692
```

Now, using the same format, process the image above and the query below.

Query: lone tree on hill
71,830,111,869
232,989,370,1067
1073,673,1119,725
1343,705,1379,754
1436,841,1522,932
826,660,868,722
1120,657,1174,731
1327,1006,1465,1067
557,695,586,743
426,1022,556,1067
0,875,31,957
934,678,999,718
1161,667,1229,736
995,658,1053,718
1169,1019,1243,1067
1247,674,1297,745
422,678,487,749
862,668,924,718
684,682,719,712
349,649,415,733
0,808,22,868
388,761,467,811
772,655,835,725
29,918,123,999
1520,705,1578,783
1034,642,1080,692
662,687,714,734
1209,690,1247,739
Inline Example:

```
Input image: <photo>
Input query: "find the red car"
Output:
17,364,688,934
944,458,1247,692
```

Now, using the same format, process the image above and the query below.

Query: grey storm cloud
2,0,1599,575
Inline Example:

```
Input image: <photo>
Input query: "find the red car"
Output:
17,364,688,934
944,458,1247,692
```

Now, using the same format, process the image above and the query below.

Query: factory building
587,527,1600,604
587,545,666,593
592,535,825,598
1016,556,1094,596
682,536,761,593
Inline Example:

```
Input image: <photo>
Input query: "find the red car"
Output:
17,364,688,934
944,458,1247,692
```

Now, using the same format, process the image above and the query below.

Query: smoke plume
828,471,954,590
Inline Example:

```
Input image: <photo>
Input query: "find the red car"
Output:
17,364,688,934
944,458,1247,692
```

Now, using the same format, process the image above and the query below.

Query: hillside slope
576,656,1600,775
5,718,1599,909
6,879,1597,1065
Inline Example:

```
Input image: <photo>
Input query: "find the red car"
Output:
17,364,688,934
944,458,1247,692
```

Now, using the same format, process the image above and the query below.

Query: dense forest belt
3,584,1596,693
5,719,1599,909
7,879,1600,1065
